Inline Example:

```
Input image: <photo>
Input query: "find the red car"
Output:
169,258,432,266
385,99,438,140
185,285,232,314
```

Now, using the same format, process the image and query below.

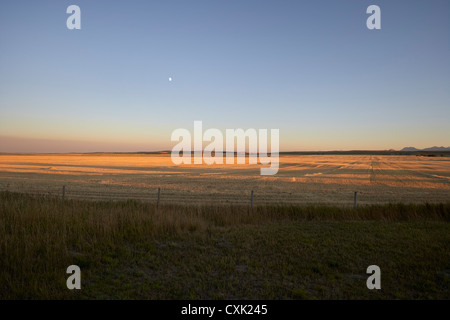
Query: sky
0,0,449,152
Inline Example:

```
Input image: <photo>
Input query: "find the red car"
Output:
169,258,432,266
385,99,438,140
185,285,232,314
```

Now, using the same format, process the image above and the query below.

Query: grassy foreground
0,191,449,299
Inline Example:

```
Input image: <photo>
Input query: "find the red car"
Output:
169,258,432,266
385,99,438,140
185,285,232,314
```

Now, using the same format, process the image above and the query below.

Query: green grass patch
0,191,449,299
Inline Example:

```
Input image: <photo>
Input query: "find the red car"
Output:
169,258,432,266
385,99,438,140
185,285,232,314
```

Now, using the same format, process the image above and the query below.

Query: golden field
0,153,449,205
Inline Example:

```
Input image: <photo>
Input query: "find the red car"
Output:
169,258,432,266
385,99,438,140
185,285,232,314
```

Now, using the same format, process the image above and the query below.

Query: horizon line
2,149,450,155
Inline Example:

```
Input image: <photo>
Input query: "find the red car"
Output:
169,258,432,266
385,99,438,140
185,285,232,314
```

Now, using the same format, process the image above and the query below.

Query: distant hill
423,146,450,151
401,147,420,152
400,146,450,152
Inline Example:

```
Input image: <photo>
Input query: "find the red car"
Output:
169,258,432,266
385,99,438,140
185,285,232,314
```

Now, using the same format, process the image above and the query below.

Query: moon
168,77,172,82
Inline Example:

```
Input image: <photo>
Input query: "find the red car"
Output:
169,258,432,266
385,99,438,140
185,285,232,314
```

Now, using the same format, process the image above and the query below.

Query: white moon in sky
168,77,172,82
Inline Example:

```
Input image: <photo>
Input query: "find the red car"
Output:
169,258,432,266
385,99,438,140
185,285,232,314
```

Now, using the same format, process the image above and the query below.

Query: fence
47,185,361,208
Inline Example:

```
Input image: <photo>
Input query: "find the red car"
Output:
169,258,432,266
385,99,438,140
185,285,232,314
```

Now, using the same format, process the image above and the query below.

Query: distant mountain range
400,146,450,152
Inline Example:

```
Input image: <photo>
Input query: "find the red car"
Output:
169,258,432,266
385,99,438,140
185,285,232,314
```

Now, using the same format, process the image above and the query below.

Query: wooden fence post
354,191,357,209
62,185,66,200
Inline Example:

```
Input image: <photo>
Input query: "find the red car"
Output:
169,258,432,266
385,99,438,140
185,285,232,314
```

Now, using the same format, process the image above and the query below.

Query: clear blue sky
0,0,449,152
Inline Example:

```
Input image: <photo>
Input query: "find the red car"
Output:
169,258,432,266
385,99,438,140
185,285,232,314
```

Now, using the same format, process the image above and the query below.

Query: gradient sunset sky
0,0,449,152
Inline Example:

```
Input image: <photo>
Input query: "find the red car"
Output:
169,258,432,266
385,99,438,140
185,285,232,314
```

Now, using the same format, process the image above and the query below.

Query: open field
1,192,449,300
1,154,449,300
0,153,449,205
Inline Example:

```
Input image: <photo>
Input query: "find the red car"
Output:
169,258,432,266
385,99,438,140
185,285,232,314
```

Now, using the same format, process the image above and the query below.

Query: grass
0,191,449,299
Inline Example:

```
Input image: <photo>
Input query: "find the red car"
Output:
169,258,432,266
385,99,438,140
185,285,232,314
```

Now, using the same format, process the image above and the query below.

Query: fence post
354,191,357,209
157,187,161,207
251,190,254,209
62,185,66,200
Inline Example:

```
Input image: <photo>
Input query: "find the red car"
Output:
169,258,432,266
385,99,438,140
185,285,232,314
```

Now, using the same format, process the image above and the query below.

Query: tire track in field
368,156,408,186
